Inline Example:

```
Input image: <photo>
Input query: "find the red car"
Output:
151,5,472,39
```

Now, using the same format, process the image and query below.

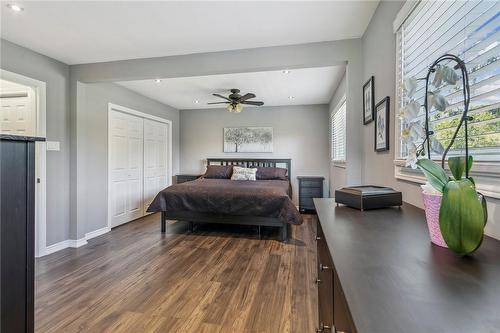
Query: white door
143,119,168,213
109,111,144,227
0,90,35,135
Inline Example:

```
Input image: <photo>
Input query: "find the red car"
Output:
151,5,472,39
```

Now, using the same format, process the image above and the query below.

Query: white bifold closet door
109,111,144,227
143,119,168,214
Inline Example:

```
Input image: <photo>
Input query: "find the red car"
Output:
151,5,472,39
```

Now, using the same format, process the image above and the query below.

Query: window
396,0,500,162
331,99,346,162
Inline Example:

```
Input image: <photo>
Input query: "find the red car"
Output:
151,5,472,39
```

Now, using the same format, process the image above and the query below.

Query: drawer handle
315,278,322,284
319,263,330,271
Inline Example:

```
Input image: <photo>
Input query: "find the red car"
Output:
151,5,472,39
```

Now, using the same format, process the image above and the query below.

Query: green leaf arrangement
417,156,488,255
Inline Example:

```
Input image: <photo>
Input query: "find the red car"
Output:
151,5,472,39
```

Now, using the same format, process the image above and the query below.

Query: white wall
360,1,500,239
180,105,330,203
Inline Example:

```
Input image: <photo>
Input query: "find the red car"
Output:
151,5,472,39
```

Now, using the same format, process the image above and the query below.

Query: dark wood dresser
314,198,500,333
1,134,44,333
176,174,201,184
297,176,324,213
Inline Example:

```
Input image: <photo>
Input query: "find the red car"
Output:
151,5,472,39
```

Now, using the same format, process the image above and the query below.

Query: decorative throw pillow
203,165,233,179
231,166,257,181
256,167,288,180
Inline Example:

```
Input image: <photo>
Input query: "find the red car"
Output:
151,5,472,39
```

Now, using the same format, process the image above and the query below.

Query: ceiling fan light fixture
226,103,243,113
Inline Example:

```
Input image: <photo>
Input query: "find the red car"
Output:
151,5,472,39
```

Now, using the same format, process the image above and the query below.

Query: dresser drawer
299,197,315,209
300,187,322,197
300,179,323,188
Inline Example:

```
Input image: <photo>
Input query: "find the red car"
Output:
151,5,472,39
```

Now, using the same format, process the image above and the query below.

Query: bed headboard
206,158,291,177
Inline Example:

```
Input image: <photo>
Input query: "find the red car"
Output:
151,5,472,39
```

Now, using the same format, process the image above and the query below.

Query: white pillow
231,166,257,181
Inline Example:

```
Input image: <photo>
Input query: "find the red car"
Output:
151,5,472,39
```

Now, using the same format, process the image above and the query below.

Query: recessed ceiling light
7,3,23,11
282,70,291,74
288,96,295,100
154,79,162,83
194,100,199,104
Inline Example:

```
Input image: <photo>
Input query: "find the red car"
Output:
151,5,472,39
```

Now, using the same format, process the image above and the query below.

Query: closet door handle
319,263,330,271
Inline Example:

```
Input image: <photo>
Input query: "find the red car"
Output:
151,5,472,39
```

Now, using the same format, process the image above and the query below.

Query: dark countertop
0,134,46,142
314,198,500,333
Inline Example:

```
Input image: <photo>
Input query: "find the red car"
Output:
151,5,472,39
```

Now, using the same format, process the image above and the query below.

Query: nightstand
176,174,201,184
297,176,324,213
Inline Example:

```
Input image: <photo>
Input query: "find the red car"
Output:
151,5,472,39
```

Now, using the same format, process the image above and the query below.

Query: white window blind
331,100,346,162
396,0,500,161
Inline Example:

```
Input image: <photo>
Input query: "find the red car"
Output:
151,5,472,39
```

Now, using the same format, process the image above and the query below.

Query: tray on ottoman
335,186,402,211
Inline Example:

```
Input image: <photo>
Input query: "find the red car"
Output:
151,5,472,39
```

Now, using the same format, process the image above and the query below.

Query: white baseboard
67,238,88,248
42,226,111,256
44,240,71,256
85,226,111,240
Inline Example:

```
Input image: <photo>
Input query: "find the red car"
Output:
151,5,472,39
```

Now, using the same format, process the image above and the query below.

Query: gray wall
0,39,181,243
75,82,180,237
360,1,500,239
1,39,70,245
70,38,365,233
180,105,330,204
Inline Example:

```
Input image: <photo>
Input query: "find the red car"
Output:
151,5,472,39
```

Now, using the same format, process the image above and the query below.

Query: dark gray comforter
147,178,303,225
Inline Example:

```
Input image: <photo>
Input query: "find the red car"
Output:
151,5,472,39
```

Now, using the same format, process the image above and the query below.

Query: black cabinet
176,174,201,184
1,134,43,333
297,176,324,213
316,223,334,332
316,217,357,333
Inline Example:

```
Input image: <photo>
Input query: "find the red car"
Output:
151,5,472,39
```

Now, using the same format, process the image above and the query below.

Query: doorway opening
0,70,47,257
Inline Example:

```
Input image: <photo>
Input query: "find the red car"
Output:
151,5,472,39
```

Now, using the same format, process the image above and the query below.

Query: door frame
107,103,173,229
0,69,47,257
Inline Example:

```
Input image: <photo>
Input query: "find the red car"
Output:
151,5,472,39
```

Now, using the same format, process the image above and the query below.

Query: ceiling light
7,3,23,11
288,96,295,100
154,79,162,83
282,70,291,74
226,104,243,113
194,100,199,104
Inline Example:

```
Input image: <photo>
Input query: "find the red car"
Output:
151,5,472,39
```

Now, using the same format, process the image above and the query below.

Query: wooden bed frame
160,158,292,241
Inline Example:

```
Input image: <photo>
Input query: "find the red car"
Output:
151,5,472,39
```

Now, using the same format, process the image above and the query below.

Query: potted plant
400,54,488,255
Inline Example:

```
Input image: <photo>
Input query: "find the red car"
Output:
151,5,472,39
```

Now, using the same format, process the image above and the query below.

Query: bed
147,158,302,241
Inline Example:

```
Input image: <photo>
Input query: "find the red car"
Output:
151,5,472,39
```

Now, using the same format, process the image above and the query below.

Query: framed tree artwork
223,127,273,153
363,76,375,124
374,96,390,152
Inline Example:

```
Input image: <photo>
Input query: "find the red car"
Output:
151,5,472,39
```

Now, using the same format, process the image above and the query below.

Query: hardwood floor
35,214,318,333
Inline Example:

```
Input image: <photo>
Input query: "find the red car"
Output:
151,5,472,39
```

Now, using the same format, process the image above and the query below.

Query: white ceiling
117,65,345,110
0,1,379,65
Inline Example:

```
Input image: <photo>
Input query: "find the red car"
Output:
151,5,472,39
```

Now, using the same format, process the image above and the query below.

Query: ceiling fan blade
212,93,231,101
238,93,256,102
207,102,230,104
241,101,264,106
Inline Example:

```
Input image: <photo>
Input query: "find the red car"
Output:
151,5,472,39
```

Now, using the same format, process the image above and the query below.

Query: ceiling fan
208,88,264,113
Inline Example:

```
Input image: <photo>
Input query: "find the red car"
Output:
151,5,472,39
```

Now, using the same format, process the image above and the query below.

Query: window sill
394,159,500,199
332,160,346,169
